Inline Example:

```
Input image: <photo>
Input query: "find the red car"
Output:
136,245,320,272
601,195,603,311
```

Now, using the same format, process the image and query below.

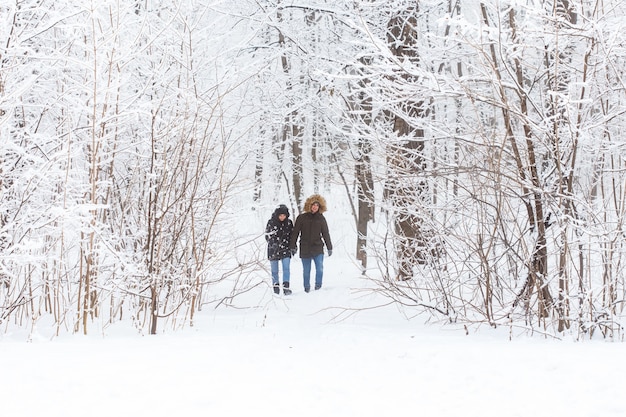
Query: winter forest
1,0,625,340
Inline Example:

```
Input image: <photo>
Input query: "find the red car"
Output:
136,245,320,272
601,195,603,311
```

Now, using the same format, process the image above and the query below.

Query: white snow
2,252,625,417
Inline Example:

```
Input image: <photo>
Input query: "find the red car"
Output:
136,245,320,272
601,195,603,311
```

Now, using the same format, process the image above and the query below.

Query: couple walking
265,194,333,295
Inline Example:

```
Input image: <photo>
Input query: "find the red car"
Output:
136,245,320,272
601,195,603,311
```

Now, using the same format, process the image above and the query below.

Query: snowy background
2,2,626,415
2,204,625,417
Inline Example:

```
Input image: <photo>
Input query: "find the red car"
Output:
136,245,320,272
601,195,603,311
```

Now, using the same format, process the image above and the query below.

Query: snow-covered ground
2,249,625,417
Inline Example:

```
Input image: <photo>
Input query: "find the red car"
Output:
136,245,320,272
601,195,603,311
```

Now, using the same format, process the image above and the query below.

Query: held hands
291,247,297,256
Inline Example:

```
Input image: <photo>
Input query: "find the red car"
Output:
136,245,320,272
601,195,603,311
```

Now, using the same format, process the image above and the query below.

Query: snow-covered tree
2,0,626,339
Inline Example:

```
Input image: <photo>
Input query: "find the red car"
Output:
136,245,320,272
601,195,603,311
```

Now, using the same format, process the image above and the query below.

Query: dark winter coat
289,194,332,258
265,205,294,261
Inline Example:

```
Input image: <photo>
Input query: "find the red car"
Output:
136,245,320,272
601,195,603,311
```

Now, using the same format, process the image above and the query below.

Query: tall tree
384,4,432,280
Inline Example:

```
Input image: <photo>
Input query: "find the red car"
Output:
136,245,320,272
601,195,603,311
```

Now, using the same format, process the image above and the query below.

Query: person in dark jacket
289,194,333,292
265,204,294,295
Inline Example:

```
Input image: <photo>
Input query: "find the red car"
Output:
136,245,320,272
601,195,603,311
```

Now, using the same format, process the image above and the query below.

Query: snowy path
2,258,625,416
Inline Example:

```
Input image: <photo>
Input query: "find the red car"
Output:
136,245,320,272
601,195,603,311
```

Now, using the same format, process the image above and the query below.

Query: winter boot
273,283,280,295
283,282,292,296
315,285,322,290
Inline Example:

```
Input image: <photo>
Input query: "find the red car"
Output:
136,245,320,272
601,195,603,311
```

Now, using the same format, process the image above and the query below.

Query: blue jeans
270,257,291,285
301,253,324,290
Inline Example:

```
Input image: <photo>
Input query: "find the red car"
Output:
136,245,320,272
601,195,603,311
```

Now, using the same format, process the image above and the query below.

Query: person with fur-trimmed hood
289,194,333,292
265,204,293,295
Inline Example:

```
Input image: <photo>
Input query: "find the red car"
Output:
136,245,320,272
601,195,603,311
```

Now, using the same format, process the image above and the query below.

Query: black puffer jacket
265,205,294,261
289,194,332,258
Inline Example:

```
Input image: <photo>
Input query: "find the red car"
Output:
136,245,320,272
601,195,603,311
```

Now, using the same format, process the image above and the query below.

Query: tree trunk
482,3,554,319
277,5,304,209
354,59,374,271
544,0,577,331
385,4,430,280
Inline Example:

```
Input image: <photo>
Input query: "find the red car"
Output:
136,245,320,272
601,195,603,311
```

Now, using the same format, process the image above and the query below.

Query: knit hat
274,204,290,218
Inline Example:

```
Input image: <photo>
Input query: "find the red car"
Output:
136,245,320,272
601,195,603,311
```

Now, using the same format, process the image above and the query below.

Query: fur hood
303,194,327,214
